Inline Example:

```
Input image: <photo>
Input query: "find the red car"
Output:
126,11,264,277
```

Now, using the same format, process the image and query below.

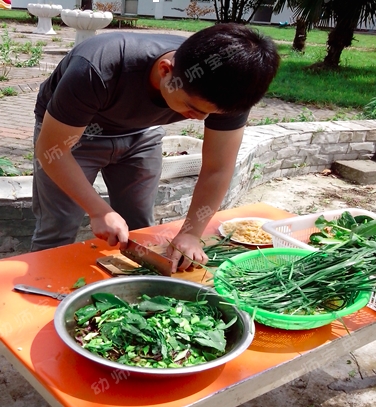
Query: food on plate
222,219,272,245
162,150,189,157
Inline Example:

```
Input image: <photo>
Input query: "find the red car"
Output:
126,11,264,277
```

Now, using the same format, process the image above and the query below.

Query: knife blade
121,239,173,277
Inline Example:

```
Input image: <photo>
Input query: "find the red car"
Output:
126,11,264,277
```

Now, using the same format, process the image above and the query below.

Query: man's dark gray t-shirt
34,32,249,136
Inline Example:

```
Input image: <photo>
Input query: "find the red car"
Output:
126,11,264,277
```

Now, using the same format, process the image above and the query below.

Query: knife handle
13,284,65,300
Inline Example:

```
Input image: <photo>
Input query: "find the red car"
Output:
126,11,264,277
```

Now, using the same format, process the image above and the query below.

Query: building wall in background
124,0,137,14
12,0,79,10
137,0,292,23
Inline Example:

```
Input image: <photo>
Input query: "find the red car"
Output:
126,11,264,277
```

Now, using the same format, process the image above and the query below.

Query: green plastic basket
214,248,371,330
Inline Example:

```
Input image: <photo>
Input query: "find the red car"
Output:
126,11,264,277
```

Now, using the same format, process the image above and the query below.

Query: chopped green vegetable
72,277,86,288
91,292,129,308
74,293,236,369
75,304,99,325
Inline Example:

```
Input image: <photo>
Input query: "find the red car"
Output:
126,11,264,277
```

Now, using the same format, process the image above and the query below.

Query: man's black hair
172,23,280,113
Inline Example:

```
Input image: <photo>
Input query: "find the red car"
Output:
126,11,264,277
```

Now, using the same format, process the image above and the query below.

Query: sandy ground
1,172,376,406
235,171,376,215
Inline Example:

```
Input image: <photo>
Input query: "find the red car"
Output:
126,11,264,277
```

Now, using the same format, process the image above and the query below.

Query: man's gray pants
31,123,164,252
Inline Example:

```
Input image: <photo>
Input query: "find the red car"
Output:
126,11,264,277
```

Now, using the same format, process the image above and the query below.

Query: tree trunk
222,0,231,22
292,18,307,52
231,0,238,22
236,0,248,23
214,0,220,23
323,19,355,68
81,0,93,11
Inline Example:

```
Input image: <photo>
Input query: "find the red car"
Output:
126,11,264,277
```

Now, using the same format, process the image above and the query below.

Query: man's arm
166,125,244,271
35,112,129,248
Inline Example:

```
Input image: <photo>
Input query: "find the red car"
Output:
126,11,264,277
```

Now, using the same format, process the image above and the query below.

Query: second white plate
218,217,273,246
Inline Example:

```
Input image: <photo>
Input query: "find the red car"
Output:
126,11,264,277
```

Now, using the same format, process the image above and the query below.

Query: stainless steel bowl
54,276,255,378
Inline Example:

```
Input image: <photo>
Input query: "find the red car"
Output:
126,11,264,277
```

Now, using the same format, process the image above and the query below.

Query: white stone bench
113,15,138,28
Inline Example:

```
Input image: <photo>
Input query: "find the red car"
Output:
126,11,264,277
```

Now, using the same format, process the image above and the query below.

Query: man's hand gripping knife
35,112,131,250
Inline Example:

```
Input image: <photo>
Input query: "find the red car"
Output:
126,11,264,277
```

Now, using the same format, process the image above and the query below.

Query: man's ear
158,58,173,79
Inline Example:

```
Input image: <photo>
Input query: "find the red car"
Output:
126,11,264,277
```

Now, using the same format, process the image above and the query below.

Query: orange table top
1,203,376,407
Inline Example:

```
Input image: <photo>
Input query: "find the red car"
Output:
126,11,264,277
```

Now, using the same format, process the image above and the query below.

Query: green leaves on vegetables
74,294,236,368
309,211,376,250
72,277,86,288
91,292,129,308
75,304,99,325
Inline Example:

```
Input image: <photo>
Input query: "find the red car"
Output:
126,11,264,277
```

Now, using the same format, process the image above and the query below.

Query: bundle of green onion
203,235,250,267
215,247,376,315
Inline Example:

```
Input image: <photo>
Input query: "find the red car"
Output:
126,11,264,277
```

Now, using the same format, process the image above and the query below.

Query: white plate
218,217,273,246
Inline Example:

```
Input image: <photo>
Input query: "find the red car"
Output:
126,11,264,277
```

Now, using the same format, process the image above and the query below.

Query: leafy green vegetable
136,295,171,312
74,294,236,368
309,211,376,250
72,277,86,288
75,304,99,325
91,292,129,308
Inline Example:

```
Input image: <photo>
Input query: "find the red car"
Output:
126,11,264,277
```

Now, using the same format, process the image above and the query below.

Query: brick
0,205,23,220
366,130,376,141
338,132,355,142
18,84,32,93
312,132,340,144
0,219,35,236
352,132,367,142
28,82,40,92
348,142,375,153
276,147,297,159
320,143,349,154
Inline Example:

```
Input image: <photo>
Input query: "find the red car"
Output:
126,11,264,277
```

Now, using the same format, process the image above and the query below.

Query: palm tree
273,0,376,70
213,0,265,23
273,1,308,52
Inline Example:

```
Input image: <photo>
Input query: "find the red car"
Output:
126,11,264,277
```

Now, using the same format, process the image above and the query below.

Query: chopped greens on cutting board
97,234,251,278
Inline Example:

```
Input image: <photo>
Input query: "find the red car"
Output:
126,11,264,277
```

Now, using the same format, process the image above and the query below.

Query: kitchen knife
121,239,173,277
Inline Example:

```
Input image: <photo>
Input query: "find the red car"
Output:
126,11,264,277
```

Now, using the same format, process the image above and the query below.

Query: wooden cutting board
96,247,214,286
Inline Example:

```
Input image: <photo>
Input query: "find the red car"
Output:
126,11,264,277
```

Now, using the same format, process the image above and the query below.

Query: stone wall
154,120,376,223
1,120,375,255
